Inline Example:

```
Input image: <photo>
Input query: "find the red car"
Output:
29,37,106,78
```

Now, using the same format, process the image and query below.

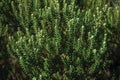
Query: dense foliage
0,0,120,80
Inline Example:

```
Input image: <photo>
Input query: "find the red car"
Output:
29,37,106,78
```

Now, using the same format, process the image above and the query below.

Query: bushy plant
6,0,120,80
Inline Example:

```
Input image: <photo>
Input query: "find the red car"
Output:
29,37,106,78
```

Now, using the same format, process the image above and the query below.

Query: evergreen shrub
6,0,120,80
